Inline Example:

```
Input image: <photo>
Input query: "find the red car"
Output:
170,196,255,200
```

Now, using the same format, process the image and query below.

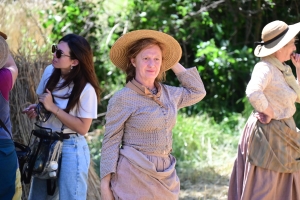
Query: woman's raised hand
291,53,300,69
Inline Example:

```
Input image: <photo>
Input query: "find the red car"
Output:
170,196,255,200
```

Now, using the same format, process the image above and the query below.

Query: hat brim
254,22,300,57
0,36,9,69
109,30,182,72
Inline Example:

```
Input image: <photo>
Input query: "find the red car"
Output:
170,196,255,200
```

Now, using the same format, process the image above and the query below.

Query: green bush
88,127,104,176
172,112,245,171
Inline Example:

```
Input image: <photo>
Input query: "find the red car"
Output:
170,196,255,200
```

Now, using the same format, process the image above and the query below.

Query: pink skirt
111,146,180,200
228,114,300,200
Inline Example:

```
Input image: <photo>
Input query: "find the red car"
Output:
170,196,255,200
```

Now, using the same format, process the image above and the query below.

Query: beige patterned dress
100,67,206,200
228,60,300,200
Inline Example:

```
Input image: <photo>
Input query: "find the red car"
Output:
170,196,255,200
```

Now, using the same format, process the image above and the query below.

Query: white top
36,65,98,134
246,60,300,120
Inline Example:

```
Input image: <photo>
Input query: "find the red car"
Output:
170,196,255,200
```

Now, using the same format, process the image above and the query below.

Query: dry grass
0,0,49,52
10,53,49,143
178,166,232,200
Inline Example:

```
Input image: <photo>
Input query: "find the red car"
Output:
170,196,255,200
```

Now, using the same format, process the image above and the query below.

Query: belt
63,133,79,139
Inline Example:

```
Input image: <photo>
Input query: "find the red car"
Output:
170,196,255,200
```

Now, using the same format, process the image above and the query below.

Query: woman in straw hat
100,29,206,199
228,20,300,200
0,32,22,200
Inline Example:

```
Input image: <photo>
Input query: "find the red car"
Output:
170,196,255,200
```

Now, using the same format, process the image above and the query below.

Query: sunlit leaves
39,0,299,123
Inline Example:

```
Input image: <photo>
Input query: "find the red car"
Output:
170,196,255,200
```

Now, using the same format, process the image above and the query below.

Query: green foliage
127,0,260,121
172,113,244,170
127,0,300,122
40,0,300,123
40,0,300,134
88,128,104,175
293,104,300,128
189,40,257,120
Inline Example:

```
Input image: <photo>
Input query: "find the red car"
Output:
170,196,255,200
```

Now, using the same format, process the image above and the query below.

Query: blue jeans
28,135,90,200
0,139,20,200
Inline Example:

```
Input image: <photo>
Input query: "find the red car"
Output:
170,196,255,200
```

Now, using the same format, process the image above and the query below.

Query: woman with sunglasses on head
22,34,101,199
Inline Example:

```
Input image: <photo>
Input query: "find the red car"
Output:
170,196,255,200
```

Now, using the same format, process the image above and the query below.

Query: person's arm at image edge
4,54,18,87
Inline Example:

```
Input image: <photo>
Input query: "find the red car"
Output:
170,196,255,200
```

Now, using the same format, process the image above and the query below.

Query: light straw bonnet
254,20,300,57
109,29,182,72
0,32,9,69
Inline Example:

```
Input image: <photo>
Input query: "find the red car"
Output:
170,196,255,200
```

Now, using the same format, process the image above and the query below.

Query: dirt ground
178,165,232,200
179,178,229,200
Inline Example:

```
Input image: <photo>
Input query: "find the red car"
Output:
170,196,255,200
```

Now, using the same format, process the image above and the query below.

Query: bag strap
0,118,13,140
47,179,57,195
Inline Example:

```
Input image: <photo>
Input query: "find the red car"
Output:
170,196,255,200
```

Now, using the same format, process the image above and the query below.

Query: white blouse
246,60,299,120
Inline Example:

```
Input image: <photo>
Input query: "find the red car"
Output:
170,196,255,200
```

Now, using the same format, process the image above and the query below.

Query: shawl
262,56,300,99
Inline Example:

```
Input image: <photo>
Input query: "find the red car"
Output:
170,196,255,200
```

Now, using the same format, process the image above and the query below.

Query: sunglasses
52,45,71,59
35,103,52,122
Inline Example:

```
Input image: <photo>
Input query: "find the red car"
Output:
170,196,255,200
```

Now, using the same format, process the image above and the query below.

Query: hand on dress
100,187,114,200
100,184,114,200
100,175,114,200
254,105,274,124
22,104,37,119
254,112,272,124
291,53,300,69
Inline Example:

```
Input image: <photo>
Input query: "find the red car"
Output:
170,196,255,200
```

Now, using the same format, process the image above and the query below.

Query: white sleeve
246,62,272,112
36,65,54,95
76,83,98,119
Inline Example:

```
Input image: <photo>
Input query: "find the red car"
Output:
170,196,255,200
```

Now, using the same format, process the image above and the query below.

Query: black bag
25,124,63,179
24,103,71,195
23,123,64,195
0,119,31,178
14,142,31,175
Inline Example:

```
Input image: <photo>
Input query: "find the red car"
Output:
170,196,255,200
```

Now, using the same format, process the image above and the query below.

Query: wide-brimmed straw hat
0,32,9,69
254,20,300,57
109,29,182,72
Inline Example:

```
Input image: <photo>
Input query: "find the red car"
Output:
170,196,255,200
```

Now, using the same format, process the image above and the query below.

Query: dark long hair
45,34,101,113
125,38,166,83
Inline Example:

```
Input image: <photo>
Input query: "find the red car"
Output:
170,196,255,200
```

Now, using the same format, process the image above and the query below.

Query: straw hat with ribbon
109,29,182,72
254,21,300,100
254,20,300,57
0,31,9,69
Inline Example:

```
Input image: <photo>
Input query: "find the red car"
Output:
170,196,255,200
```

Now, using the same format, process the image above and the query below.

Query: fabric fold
248,116,300,172
111,146,180,199
119,145,176,180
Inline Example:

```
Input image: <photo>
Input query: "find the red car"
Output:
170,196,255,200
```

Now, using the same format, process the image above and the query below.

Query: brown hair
45,34,101,113
125,38,166,83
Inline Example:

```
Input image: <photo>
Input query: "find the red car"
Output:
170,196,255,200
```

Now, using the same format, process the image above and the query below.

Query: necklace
131,79,158,95
147,87,158,95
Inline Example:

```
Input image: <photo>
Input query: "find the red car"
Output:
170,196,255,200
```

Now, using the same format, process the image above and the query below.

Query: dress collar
125,79,164,107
